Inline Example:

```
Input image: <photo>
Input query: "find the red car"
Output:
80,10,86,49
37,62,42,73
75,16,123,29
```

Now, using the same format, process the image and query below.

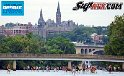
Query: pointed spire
57,1,60,13
56,1,61,26
40,9,43,18
38,9,45,27
39,8,44,21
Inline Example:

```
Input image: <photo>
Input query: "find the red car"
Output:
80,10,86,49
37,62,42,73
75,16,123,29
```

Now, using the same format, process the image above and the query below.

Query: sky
0,0,124,26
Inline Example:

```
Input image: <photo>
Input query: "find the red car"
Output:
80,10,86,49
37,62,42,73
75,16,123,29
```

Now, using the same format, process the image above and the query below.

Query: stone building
37,2,77,38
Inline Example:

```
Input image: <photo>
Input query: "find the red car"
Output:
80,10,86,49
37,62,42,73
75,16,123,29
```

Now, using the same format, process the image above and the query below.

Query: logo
73,1,123,12
1,1,24,16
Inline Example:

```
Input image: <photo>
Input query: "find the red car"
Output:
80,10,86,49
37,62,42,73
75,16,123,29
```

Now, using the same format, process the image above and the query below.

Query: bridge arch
74,43,104,55
89,50,104,55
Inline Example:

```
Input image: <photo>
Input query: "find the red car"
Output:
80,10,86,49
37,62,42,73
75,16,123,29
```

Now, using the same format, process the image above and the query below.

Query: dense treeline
103,14,124,69
105,14,124,56
0,33,75,69
47,25,108,44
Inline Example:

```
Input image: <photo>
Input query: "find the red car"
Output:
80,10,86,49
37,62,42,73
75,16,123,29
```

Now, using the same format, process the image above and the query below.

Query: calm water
0,70,124,76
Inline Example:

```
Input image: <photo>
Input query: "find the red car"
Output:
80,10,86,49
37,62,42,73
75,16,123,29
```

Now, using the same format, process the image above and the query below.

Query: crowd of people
6,64,122,75
107,65,121,73
6,64,97,74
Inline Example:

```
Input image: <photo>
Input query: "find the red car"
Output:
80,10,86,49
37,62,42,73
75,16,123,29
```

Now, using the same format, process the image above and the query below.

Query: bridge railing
0,53,124,61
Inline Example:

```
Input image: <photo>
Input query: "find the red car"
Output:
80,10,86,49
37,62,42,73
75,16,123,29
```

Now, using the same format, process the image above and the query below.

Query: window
81,49,84,54
89,49,91,52
85,49,87,54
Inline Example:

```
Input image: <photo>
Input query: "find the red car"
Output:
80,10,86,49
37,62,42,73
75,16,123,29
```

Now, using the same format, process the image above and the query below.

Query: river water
0,70,124,76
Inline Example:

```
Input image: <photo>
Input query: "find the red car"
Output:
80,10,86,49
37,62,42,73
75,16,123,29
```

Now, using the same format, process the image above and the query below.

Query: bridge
0,53,124,70
74,42,104,55
0,53,124,62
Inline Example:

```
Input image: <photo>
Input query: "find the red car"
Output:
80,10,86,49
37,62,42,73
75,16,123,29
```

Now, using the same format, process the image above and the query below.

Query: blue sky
0,0,124,26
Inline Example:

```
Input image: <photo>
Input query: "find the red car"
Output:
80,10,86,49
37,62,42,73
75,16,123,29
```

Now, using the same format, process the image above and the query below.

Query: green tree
69,25,96,42
0,33,45,53
105,14,124,56
93,26,108,35
46,37,76,54
53,25,96,43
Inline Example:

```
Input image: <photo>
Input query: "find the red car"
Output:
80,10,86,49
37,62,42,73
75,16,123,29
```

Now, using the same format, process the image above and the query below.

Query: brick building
4,23,32,36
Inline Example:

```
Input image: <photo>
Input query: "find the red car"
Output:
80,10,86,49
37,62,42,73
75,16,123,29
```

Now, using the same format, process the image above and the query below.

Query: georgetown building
37,2,77,39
